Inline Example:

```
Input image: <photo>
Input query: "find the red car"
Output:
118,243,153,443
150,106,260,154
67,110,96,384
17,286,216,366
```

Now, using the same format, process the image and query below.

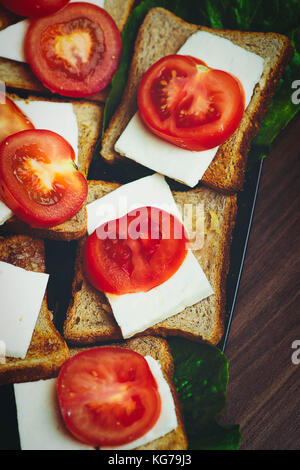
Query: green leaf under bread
168,337,241,450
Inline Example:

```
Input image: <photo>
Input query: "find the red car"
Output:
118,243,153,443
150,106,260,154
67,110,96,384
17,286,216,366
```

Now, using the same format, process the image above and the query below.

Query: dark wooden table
220,113,300,450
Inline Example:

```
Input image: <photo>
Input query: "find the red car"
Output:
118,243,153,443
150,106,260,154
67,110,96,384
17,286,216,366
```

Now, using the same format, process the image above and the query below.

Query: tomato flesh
84,206,189,295
57,347,162,447
0,96,34,145
0,0,70,17
138,54,245,151
0,129,88,228
25,3,122,97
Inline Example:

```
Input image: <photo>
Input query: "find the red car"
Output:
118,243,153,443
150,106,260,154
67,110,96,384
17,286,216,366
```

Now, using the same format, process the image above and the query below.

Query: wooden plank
220,113,300,450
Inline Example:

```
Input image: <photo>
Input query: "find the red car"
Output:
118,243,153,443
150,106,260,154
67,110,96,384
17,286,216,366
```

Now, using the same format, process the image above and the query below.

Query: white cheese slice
0,19,29,63
14,355,177,450
86,173,213,338
116,112,217,188
77,0,105,7
0,261,49,359
0,0,105,63
14,377,94,450
13,99,79,163
108,250,213,339
115,31,265,187
86,173,182,235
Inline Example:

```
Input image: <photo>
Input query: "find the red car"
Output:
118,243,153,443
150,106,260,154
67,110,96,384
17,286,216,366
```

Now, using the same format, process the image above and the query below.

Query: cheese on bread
14,355,178,450
85,173,213,339
115,31,264,188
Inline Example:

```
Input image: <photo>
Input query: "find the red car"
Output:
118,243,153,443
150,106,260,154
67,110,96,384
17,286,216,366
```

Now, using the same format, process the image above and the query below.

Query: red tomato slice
25,3,122,97
84,206,189,295
0,96,34,144
137,54,245,151
0,129,88,228
0,0,70,17
57,347,162,447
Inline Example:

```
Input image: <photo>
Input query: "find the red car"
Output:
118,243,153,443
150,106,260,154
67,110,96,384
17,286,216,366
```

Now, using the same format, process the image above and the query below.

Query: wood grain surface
220,113,300,450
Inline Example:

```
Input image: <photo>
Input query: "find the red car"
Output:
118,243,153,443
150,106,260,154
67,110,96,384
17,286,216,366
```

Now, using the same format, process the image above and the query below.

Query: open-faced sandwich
101,7,293,193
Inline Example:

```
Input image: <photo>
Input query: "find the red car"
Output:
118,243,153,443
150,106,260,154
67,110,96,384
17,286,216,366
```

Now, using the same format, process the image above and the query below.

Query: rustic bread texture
0,235,69,385
69,336,188,450
63,180,237,346
100,7,293,193
104,0,135,32
73,100,104,178
0,0,135,102
1,94,104,241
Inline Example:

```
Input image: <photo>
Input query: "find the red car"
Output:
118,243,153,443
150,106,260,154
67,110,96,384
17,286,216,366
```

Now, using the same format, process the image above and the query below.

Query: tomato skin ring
25,3,122,97
0,129,88,228
0,0,71,17
137,54,245,151
83,206,189,295
57,347,162,447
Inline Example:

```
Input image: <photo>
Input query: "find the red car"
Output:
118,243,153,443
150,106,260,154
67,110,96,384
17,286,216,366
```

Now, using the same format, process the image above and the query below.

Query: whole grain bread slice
69,336,187,450
100,7,293,193
0,234,70,385
63,179,237,346
0,0,135,103
0,93,104,241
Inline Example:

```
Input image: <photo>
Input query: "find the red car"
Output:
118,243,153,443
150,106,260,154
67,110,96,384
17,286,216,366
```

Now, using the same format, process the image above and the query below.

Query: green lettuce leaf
168,338,241,450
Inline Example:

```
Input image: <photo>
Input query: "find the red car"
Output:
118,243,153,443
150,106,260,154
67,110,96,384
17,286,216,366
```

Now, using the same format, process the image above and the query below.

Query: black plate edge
219,158,264,352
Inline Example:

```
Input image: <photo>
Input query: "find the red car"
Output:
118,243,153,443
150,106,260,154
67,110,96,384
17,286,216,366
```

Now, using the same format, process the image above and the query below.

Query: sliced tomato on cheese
0,96,34,145
57,347,162,447
138,54,245,151
84,206,189,295
0,0,70,17
0,129,87,228
25,2,122,97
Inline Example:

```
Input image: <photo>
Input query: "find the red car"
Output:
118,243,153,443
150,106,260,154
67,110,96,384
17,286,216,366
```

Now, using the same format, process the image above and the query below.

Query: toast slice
100,7,293,193
0,0,135,102
0,93,103,241
68,336,187,450
0,234,69,385
63,179,237,346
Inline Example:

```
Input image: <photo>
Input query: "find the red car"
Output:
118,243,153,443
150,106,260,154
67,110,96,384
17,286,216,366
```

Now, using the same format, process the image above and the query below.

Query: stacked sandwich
0,0,293,450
